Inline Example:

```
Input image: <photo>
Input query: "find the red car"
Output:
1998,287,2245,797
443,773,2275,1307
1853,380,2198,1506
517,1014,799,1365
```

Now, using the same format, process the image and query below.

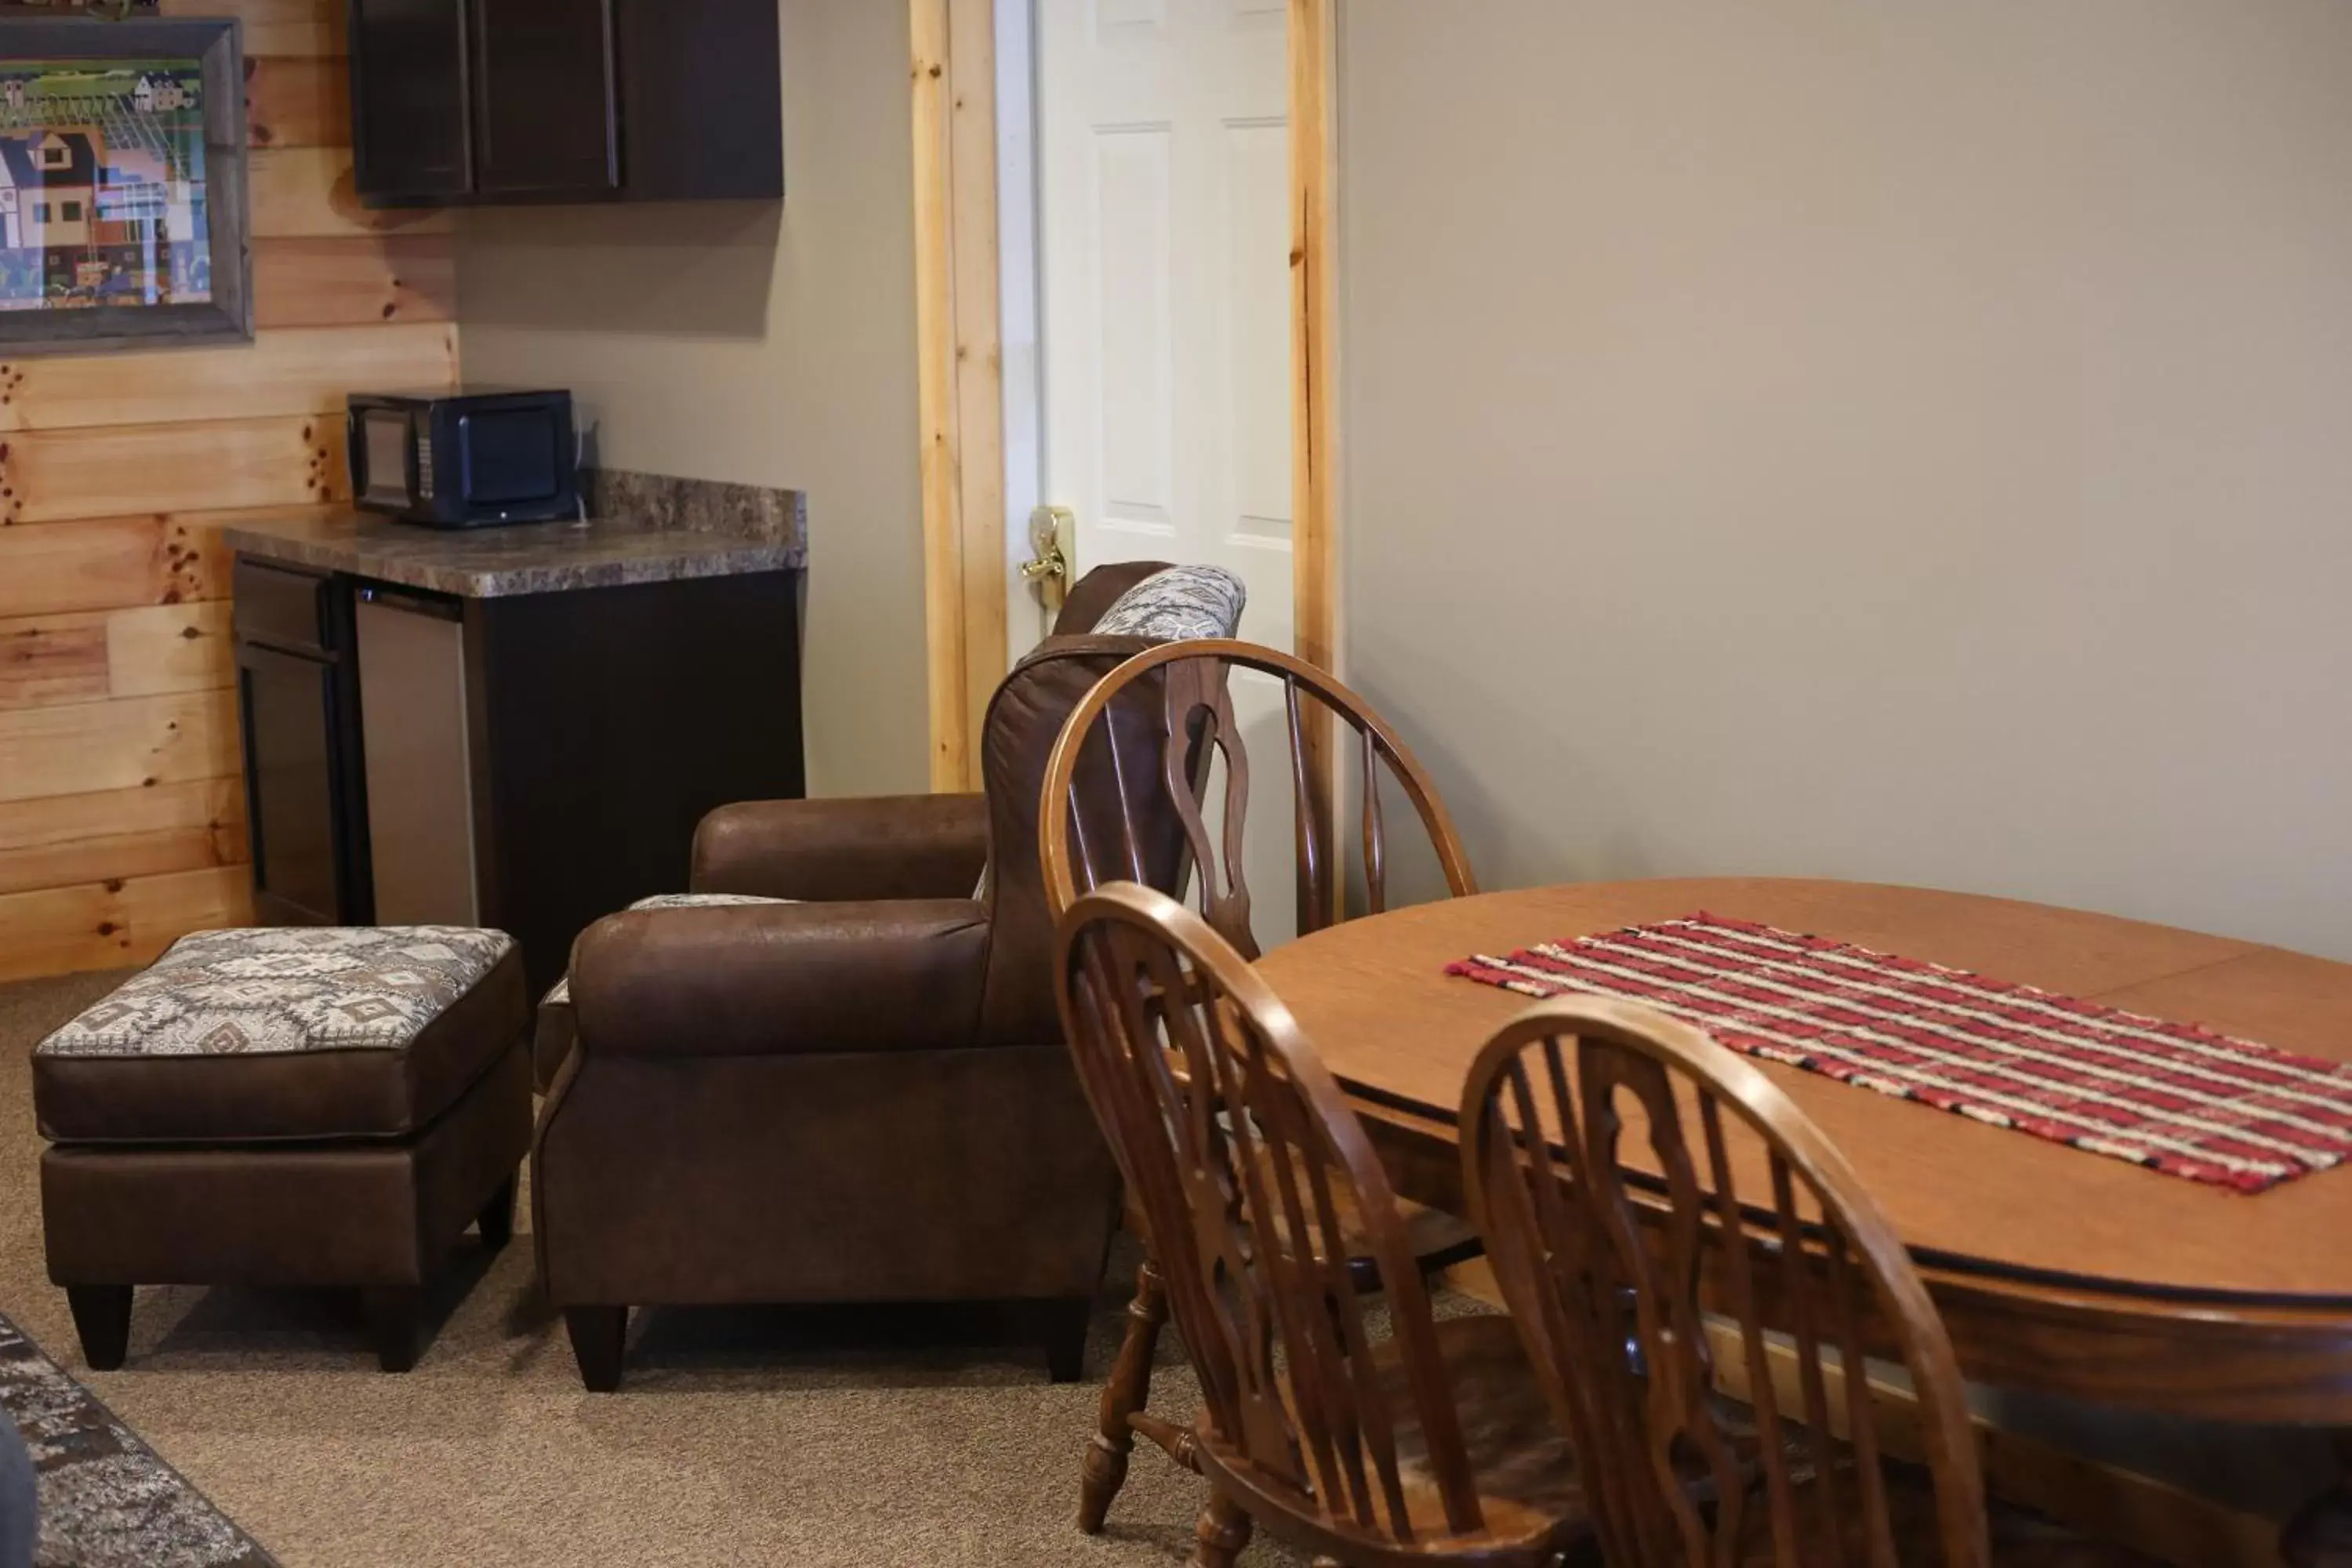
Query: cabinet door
238,644,352,926
349,0,474,201
472,0,619,198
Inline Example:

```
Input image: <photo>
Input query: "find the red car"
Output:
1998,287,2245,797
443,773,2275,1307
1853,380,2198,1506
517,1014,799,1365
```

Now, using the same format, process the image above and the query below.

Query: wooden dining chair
1040,637,1476,960
1055,883,1593,1568
1461,998,2151,1568
1039,638,1486,1534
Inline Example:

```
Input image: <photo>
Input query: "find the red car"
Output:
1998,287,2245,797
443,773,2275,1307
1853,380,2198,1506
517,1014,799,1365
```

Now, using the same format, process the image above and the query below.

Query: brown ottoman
32,926,532,1374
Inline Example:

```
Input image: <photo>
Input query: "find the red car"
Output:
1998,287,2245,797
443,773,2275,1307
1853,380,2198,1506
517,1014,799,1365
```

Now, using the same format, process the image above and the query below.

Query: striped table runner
1446,913,2352,1193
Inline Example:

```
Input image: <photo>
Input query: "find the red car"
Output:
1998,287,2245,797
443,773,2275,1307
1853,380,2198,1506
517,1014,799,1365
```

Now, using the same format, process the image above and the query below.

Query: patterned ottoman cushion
34,927,529,1146
533,893,797,1090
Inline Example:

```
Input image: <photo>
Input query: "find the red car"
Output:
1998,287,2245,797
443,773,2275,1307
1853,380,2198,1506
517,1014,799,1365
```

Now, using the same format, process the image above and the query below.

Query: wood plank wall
0,1,459,982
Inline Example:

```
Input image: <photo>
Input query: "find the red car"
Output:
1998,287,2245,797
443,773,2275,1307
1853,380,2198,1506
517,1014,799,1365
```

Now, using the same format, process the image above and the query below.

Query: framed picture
0,14,249,354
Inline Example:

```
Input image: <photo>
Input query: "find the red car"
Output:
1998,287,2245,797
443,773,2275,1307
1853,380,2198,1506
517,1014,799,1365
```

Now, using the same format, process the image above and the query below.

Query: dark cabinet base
466,570,804,996
234,561,804,998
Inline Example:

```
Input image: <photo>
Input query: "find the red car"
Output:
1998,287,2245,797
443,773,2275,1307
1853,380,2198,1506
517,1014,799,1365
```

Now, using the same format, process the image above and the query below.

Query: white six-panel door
1035,0,1299,945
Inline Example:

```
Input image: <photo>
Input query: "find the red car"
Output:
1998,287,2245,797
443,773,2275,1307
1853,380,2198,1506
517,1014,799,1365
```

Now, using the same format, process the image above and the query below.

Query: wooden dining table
1253,877,2352,1554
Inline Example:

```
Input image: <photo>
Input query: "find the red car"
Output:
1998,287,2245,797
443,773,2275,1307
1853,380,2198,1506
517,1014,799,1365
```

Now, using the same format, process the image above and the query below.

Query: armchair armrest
568,900,989,1061
691,795,989,901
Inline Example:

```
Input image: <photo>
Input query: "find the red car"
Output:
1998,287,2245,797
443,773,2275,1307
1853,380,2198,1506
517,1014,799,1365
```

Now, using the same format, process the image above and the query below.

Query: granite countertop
221,510,806,600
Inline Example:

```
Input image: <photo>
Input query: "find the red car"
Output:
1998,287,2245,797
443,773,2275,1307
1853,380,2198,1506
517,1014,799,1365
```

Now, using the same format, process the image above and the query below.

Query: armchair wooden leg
361,1286,423,1374
564,1305,629,1392
64,1285,131,1372
477,1171,517,1252
1080,1259,1167,1534
1189,1491,1251,1568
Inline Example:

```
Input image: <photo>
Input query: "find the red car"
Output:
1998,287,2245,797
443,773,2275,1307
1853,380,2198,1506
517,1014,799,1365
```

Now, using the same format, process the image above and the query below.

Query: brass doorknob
1022,506,1076,615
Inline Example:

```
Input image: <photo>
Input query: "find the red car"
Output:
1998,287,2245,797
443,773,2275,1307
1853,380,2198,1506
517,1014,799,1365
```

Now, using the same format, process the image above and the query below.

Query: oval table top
1252,878,2352,1310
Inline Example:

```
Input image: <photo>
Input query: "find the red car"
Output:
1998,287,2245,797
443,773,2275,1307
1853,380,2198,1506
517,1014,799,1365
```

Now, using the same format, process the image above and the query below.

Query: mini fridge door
355,588,482,925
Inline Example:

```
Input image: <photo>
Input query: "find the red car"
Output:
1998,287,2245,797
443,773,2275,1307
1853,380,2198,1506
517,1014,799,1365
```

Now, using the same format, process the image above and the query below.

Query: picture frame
0,14,249,354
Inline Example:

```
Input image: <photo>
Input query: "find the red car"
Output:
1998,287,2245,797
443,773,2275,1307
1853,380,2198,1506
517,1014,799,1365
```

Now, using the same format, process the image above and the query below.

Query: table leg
2281,1434,2352,1568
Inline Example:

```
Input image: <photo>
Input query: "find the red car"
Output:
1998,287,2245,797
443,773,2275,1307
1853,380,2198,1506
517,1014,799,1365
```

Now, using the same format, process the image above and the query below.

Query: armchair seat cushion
34,927,527,1144
535,893,797,1091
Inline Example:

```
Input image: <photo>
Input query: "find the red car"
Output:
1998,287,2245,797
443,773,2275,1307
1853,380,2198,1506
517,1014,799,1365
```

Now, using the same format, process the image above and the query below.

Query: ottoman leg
477,1172,518,1253
565,1306,629,1393
362,1287,423,1374
64,1286,131,1372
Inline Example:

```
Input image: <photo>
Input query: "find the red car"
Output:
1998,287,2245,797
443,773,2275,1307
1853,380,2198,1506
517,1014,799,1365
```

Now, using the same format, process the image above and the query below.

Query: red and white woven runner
1446,913,2352,1193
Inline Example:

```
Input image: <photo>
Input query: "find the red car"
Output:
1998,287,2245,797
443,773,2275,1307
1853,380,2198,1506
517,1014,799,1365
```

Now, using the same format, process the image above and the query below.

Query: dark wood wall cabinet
349,0,783,207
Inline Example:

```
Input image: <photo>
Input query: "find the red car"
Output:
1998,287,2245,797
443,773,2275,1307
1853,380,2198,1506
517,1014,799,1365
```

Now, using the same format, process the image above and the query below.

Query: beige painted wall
1340,0,2352,957
456,0,927,798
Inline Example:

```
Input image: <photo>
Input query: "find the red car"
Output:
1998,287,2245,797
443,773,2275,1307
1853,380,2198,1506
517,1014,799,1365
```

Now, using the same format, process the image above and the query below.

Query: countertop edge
219,523,806,601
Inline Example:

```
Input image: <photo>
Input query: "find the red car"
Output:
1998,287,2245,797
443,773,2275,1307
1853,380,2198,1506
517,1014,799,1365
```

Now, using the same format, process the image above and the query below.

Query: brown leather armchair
532,562,1207,1391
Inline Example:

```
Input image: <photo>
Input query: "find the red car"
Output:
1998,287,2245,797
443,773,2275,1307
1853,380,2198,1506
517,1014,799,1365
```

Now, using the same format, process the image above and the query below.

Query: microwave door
353,408,416,512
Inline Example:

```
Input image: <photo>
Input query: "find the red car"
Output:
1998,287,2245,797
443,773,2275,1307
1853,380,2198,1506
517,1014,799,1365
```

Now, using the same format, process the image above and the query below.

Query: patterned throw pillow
1090,564,1247,641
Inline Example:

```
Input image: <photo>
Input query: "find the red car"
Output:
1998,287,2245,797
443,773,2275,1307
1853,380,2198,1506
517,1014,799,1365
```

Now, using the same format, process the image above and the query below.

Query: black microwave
347,389,579,528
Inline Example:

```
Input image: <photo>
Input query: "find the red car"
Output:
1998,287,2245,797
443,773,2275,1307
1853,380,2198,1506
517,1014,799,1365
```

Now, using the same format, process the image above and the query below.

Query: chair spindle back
1041,639,1475,960
1459,998,1991,1568
1055,882,1491,1549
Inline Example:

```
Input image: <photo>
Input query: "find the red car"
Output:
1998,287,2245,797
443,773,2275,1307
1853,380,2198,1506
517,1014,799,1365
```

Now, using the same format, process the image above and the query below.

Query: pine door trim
911,0,1342,793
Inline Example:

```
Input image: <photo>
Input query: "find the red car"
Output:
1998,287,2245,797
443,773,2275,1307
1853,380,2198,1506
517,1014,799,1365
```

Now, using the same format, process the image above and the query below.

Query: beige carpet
0,970,1305,1568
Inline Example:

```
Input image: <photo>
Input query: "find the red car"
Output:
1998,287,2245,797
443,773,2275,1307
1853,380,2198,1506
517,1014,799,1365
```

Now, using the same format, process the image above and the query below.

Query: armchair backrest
976,561,1230,1044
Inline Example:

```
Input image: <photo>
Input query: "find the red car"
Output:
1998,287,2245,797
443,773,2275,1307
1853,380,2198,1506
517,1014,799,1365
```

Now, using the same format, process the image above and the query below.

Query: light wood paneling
1,416,347,524
245,54,351,149
0,515,204,619
0,618,103,710
0,690,241,806
0,2,448,979
161,0,346,59
0,866,252,984
0,880,133,981
252,236,456,328
0,601,235,713
120,866,253,963
0,506,339,619
251,147,456,239
0,325,456,432
0,780,245,899
107,602,233,700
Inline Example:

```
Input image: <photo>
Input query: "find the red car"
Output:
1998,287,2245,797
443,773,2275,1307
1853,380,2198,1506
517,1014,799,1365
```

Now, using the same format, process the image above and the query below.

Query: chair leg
477,1171,518,1252
361,1286,423,1374
1080,1259,1167,1534
1189,1491,1251,1568
564,1305,629,1393
64,1286,131,1372
2283,1434,2352,1568
1042,1294,1093,1384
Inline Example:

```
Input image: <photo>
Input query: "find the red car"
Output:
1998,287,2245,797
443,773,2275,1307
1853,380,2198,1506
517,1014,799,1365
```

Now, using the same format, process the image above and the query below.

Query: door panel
472,0,619,197
1038,0,1297,947
238,644,343,925
349,0,474,201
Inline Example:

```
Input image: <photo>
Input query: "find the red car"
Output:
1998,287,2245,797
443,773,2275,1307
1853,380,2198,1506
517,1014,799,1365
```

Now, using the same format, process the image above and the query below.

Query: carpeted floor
0,969,1305,1567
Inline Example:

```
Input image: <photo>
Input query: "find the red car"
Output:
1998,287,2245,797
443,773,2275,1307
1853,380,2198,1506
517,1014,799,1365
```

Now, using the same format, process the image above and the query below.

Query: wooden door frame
910,0,1341,793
